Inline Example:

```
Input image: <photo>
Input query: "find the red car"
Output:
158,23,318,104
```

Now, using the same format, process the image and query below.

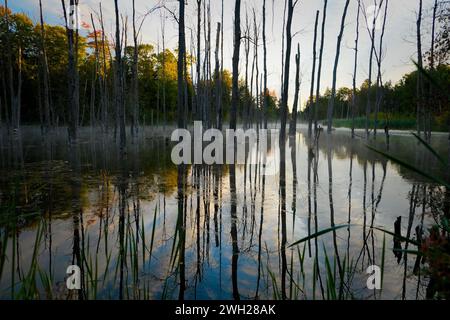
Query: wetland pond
0,126,448,300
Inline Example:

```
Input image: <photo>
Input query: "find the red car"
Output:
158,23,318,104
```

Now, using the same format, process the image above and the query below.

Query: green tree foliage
301,65,450,130
0,6,237,127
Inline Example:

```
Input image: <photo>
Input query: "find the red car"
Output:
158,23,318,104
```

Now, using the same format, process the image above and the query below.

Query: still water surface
0,126,448,300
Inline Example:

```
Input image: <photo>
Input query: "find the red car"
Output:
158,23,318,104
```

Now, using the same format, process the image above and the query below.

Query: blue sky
10,0,437,109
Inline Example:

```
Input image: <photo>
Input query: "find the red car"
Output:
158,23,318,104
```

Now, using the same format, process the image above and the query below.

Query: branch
162,4,179,24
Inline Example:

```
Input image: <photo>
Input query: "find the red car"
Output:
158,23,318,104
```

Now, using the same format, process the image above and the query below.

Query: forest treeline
0,1,449,140
0,3,279,134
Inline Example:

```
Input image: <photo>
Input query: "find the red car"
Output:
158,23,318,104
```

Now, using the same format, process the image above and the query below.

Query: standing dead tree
374,0,389,138
39,0,51,133
262,0,268,129
243,10,250,129
351,0,361,138
314,0,328,133
280,0,299,143
326,0,350,134
427,0,439,142
280,0,299,301
130,2,160,137
219,0,224,130
416,0,424,137
252,8,260,131
363,0,383,139
131,0,138,138
61,0,80,143
90,13,100,131
214,22,221,129
5,0,22,131
113,0,126,149
230,0,241,131
177,0,187,130
289,44,300,136
98,3,109,133
308,10,319,137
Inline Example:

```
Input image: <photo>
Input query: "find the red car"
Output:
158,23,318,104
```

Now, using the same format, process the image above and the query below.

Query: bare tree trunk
253,8,259,131
230,0,241,131
250,40,255,129
351,1,361,138
326,0,350,134
416,0,423,136
314,0,328,133
5,0,14,131
280,0,297,144
5,0,22,131
289,44,300,136
177,0,187,301
430,0,437,70
131,0,139,138
374,0,389,138
39,0,51,133
61,0,80,143
365,0,380,139
262,0,268,129
219,0,224,130
114,0,126,149
280,1,298,301
16,45,22,130
161,12,166,130
195,0,202,122
90,13,101,131
99,3,109,133
206,0,212,128
214,22,221,129
428,0,438,142
178,0,187,130
308,11,319,137
280,0,287,105
244,12,250,129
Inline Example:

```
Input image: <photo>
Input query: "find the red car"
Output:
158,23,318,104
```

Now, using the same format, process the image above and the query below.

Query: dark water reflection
0,126,448,300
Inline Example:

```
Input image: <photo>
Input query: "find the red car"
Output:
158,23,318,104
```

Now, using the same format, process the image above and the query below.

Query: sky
10,0,437,110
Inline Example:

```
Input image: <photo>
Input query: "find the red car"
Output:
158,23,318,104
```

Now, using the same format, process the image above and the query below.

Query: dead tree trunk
16,45,22,130
195,0,202,121
243,12,250,129
99,3,109,133
351,1,361,138
219,0,224,130
280,0,297,144
178,0,187,130
314,0,328,133
289,44,300,136
428,0,438,141
214,22,221,129
161,12,167,130
39,0,51,133
365,0,380,139
308,10,319,137
326,0,350,134
114,0,126,149
131,0,139,138
5,0,13,131
230,0,241,131
253,8,259,131
374,0,389,138
90,13,101,131
61,0,80,143
262,0,268,129
416,0,423,137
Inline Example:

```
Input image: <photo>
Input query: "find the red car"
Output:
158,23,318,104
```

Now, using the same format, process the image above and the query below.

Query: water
0,126,448,300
